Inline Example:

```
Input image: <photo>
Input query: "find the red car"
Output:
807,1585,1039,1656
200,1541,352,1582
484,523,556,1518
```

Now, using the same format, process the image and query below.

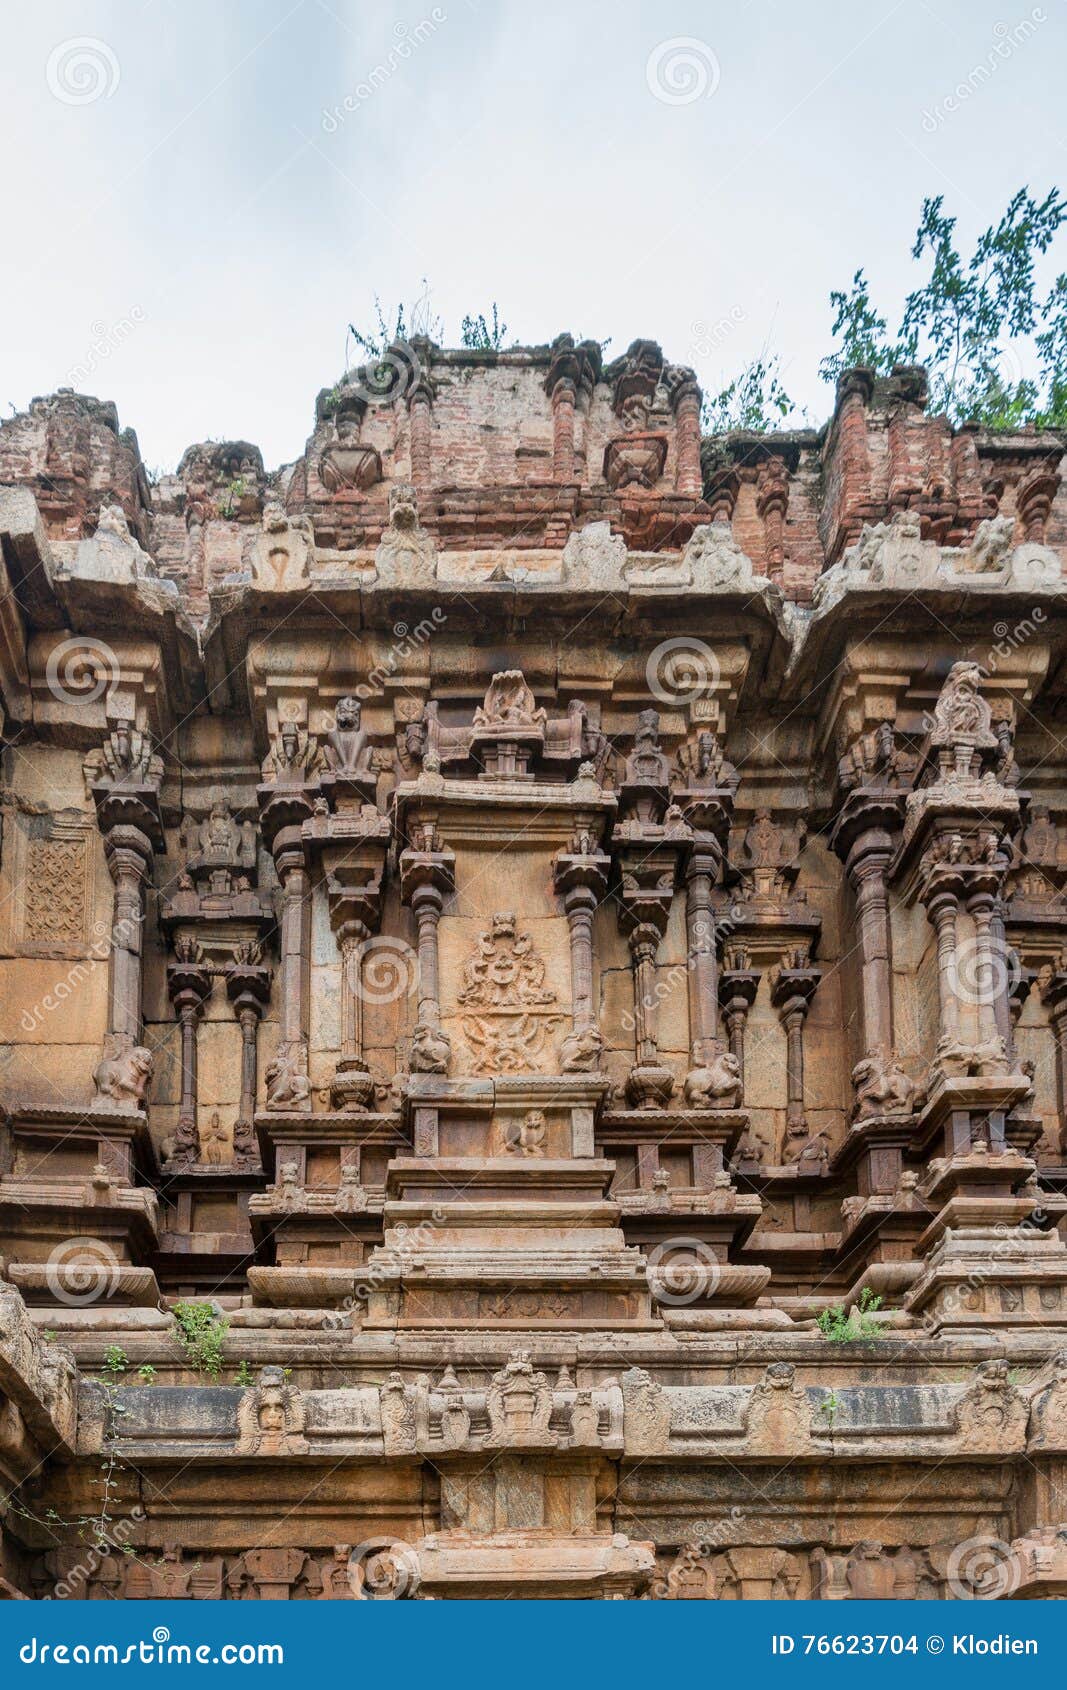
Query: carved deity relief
251,500,312,588
456,912,564,1075
179,805,258,881
235,1366,309,1455
673,729,739,793
1027,1350,1067,1449
836,721,917,794
486,1351,554,1447
744,1363,813,1455
735,810,806,904
928,661,997,782
375,481,435,580
260,721,324,785
953,1360,1028,1453
473,671,546,731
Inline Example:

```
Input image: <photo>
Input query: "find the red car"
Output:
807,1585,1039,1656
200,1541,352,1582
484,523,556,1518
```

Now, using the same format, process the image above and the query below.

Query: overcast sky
1,0,1064,471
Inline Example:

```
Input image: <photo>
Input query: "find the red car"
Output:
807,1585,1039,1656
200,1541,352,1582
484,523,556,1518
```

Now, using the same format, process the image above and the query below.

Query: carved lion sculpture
92,1037,153,1109
851,1051,919,1120
684,1050,743,1109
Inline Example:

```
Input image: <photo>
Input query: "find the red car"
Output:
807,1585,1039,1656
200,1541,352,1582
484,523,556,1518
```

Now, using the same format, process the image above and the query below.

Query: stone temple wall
0,336,1066,1599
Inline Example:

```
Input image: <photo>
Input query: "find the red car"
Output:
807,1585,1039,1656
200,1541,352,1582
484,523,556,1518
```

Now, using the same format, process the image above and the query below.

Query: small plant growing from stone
816,1286,884,1344
172,1301,228,1382
233,1361,255,1388
461,304,509,351
101,1345,128,1378
136,1364,157,1385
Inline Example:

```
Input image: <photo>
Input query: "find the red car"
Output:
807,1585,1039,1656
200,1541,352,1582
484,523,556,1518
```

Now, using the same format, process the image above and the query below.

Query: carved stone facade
0,347,1066,1598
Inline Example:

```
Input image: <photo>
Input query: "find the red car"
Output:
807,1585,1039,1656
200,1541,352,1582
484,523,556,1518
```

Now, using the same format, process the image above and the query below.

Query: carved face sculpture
336,696,360,731
257,1390,286,1438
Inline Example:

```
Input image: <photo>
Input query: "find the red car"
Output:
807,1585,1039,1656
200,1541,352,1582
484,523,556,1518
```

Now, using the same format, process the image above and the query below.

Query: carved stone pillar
325,855,386,1109
554,842,610,1073
550,379,577,482
756,455,790,585
967,889,1004,1051
407,377,434,487
104,828,154,1046
927,887,962,1053
683,840,723,1080
1040,968,1067,1150
544,335,599,484
718,965,760,1066
257,726,322,1110
623,916,674,1108
276,828,313,1100
84,723,166,1105
668,370,702,498
166,943,213,1165
770,963,822,1145
226,950,272,1166
399,832,456,1074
